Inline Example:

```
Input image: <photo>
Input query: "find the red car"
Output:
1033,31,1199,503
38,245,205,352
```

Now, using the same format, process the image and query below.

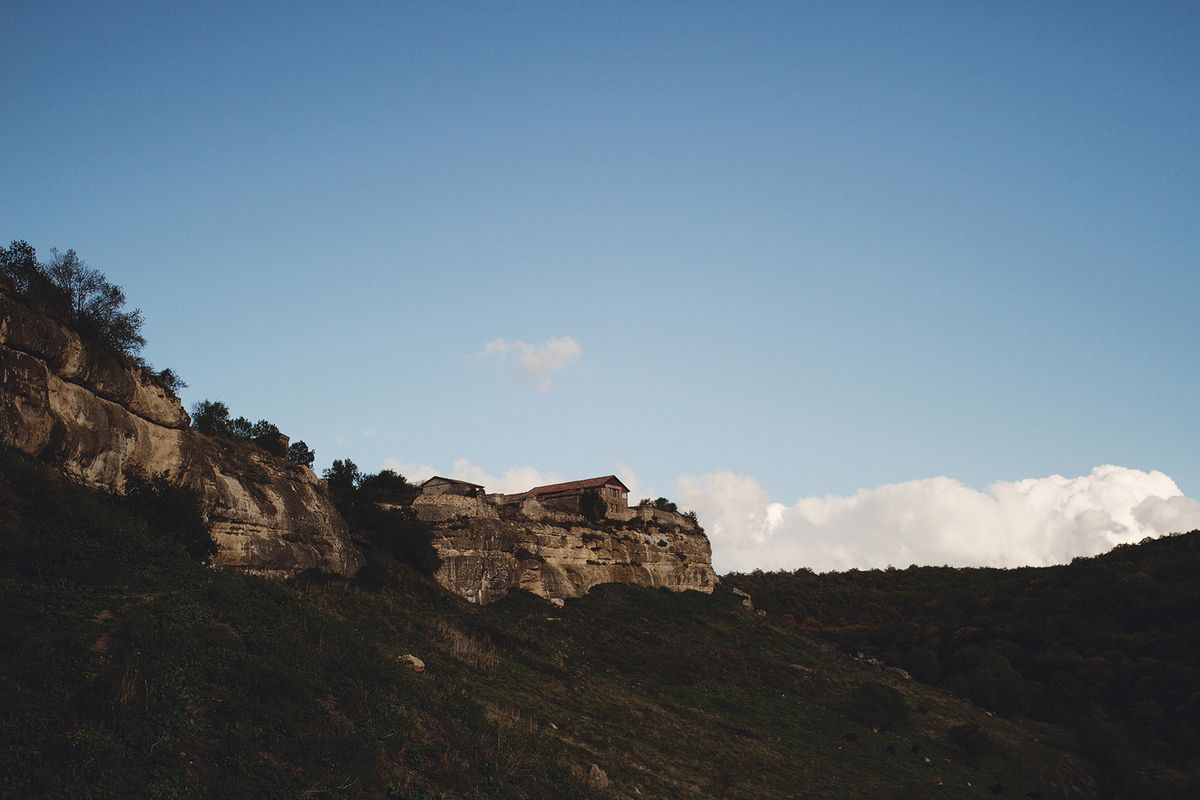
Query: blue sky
4,2,1198,572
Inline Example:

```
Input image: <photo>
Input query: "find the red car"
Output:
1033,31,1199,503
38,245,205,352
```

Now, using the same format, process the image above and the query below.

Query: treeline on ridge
190,398,315,468
727,534,1200,798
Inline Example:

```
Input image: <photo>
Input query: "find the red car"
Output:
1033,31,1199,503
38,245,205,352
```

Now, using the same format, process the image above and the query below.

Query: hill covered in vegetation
725,535,1200,799
2,443,1107,800
3,240,1194,798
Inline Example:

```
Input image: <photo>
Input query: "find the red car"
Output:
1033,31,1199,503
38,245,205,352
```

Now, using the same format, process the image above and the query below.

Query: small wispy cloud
677,466,1200,574
477,336,582,393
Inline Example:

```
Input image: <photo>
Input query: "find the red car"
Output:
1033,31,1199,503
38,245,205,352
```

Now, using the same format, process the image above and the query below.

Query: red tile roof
525,475,629,499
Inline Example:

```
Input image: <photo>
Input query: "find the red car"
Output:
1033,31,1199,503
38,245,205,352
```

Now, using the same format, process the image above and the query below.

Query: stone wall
410,493,500,522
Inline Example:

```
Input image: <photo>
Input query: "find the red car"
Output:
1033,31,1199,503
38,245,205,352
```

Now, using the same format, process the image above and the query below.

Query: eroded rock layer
414,493,717,604
0,286,361,577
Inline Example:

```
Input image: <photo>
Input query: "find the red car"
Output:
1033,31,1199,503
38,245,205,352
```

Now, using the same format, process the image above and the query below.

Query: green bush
287,440,315,468
580,490,607,524
191,400,300,462
949,722,992,756
323,462,440,575
847,681,911,731
119,468,215,561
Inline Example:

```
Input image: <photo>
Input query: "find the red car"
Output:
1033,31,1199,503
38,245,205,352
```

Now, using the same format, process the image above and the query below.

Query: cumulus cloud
616,463,652,505
477,336,582,393
380,458,437,484
448,459,564,495
379,457,567,494
677,466,1200,575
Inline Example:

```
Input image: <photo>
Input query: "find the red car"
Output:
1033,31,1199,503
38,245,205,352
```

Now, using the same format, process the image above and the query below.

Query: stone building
525,475,630,509
420,476,485,497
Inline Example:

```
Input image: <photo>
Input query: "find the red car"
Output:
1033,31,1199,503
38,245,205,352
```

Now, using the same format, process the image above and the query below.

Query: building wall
423,479,482,497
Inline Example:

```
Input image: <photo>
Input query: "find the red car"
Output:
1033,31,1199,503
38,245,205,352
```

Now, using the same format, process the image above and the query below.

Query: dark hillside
2,444,1095,799
726,534,1200,799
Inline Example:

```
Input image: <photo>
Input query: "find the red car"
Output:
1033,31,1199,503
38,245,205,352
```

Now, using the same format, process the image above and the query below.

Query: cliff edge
414,490,718,604
0,282,361,577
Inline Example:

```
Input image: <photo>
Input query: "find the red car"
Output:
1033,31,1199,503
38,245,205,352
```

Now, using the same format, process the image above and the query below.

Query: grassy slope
0,447,1092,799
722,534,1200,799
354,581,1093,800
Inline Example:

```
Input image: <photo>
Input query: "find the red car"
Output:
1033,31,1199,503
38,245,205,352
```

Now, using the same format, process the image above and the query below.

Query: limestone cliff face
0,286,361,577
414,493,718,604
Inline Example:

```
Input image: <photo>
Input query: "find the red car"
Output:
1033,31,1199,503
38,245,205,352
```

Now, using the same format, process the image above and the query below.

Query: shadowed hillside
1,443,1104,799
726,535,1200,799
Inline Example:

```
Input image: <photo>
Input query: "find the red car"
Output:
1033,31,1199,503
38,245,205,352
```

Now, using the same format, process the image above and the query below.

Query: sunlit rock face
414,493,718,605
0,286,362,578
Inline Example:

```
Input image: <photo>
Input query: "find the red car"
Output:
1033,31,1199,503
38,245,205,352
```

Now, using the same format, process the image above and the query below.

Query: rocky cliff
414,492,717,604
0,284,361,577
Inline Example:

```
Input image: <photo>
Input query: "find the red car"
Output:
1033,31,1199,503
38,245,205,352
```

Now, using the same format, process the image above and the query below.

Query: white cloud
616,463,652,505
677,466,1200,575
378,457,569,494
477,336,582,393
380,458,438,484
448,459,564,495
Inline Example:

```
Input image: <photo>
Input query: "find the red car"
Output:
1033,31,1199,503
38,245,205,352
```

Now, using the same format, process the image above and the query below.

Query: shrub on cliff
119,469,216,561
191,399,300,462
0,239,69,314
46,248,146,356
287,440,315,468
652,497,679,513
323,460,439,576
580,489,607,524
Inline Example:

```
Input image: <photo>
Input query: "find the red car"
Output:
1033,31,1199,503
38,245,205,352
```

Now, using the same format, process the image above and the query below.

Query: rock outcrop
0,284,361,578
414,492,718,604
2,279,714,595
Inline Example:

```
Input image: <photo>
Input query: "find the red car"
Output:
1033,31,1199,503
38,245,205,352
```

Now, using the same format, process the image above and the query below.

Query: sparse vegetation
728,535,1200,798
1,240,190,394
0,440,1111,799
323,459,440,576
580,489,607,524
190,399,302,461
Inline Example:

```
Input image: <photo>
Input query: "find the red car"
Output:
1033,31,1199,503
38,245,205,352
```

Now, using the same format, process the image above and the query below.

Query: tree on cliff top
2,241,194,397
191,399,304,463
322,460,439,577
581,489,607,524
2,241,146,358
45,248,146,356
